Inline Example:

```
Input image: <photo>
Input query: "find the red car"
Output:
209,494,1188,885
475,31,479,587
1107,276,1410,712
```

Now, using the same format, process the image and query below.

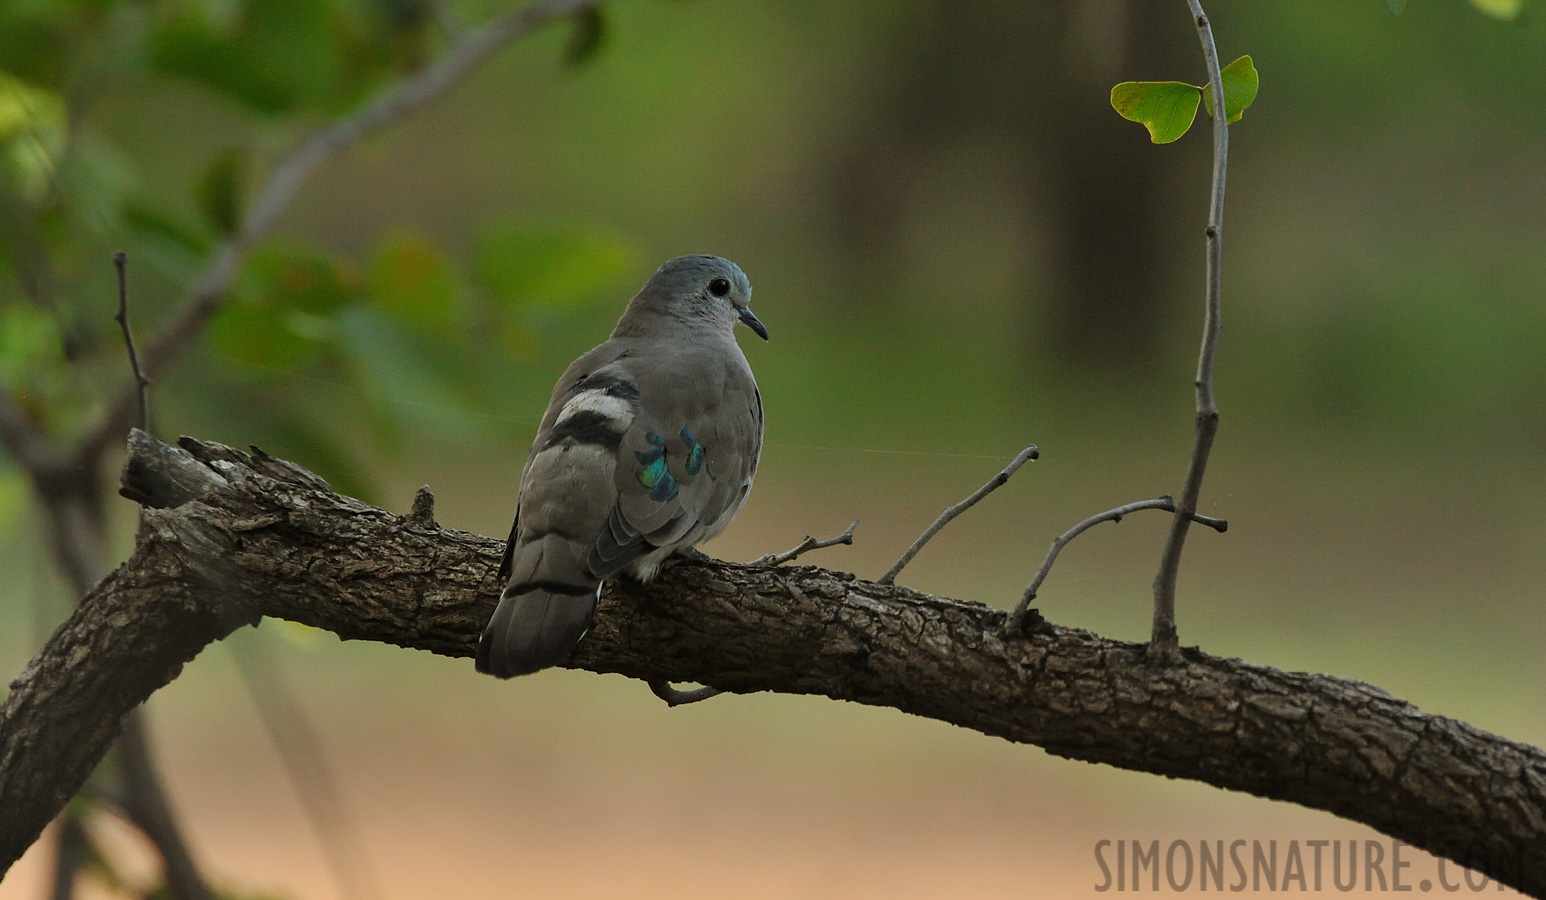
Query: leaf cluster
1110,55,1259,145
0,0,633,509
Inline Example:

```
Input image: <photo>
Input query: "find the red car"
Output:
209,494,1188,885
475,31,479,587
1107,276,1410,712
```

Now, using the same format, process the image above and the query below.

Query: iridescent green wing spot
634,431,678,500
681,427,704,476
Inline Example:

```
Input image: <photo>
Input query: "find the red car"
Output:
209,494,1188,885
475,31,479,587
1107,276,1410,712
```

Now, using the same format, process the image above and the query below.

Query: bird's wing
587,345,762,577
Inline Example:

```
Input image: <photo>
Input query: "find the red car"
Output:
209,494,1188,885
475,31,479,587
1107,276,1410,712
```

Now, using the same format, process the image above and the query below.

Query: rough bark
3,432,1544,895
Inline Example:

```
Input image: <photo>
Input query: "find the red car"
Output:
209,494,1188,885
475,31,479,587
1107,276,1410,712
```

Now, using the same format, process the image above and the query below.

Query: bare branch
71,0,600,469
647,681,723,707
115,714,213,900
1151,1,1229,658
110,251,150,434
878,445,1037,585
1008,497,1226,637
47,812,88,900
749,520,858,566
2,434,1544,896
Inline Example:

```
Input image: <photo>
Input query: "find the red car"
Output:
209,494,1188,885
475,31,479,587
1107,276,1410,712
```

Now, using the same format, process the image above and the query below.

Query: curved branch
2,433,1544,896
71,0,598,469
1008,496,1226,636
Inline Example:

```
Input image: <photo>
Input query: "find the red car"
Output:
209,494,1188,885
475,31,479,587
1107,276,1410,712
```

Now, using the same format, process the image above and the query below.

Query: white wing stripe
557,389,635,426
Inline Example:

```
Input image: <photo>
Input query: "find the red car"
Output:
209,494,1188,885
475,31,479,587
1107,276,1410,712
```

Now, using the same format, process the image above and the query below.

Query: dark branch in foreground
2,433,1544,896
878,444,1037,584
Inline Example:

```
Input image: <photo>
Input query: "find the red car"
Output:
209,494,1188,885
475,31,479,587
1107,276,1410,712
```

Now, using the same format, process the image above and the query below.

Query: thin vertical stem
1150,0,1228,658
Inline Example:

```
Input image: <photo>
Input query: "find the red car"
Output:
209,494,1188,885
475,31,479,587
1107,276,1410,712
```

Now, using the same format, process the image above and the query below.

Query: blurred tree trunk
826,0,1193,371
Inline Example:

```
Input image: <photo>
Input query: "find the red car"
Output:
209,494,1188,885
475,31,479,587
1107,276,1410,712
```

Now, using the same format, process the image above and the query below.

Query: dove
476,255,767,679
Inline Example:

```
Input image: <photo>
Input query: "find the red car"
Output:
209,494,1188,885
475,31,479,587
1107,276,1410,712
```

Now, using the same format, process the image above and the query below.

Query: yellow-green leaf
476,227,634,310
249,246,360,316
0,72,66,200
367,231,462,331
1200,55,1260,125
1469,0,1523,19
1110,81,1201,144
210,299,328,375
0,302,60,383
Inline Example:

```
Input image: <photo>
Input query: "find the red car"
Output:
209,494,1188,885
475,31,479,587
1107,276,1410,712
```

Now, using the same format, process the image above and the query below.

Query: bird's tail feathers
475,583,599,678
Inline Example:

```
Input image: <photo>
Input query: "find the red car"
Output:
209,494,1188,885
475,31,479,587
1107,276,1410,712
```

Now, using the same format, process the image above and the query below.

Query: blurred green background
1,0,1543,896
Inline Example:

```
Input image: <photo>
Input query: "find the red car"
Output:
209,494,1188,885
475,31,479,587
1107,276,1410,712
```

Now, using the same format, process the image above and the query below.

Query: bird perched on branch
476,255,768,678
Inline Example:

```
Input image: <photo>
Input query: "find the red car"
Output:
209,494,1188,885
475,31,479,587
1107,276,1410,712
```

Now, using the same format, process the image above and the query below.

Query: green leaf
476,227,635,310
333,307,482,438
0,72,67,201
0,302,60,383
1109,81,1201,144
1386,0,1406,13
210,299,329,375
124,201,211,258
196,148,246,236
565,7,607,67
0,72,64,142
366,231,462,331
149,17,298,114
0,7,72,88
1469,0,1523,18
249,245,361,316
1200,55,1260,125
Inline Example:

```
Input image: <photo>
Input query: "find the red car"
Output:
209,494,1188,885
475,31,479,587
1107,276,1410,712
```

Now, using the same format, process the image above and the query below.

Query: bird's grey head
625,255,767,341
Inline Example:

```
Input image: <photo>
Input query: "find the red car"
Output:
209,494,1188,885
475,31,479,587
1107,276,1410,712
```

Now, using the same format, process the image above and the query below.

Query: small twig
648,680,722,707
1151,0,1229,660
1008,497,1226,637
111,252,150,433
405,485,437,526
71,0,600,471
750,520,858,566
878,445,1038,585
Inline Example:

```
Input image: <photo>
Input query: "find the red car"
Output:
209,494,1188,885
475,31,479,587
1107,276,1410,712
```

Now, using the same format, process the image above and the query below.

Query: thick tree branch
2,433,1544,896
71,0,599,469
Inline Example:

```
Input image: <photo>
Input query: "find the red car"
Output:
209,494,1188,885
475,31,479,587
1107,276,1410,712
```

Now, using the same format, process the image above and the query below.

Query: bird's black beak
738,307,769,341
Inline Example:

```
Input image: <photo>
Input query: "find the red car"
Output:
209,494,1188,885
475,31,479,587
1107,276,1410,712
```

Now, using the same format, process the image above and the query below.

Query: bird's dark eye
708,278,731,298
